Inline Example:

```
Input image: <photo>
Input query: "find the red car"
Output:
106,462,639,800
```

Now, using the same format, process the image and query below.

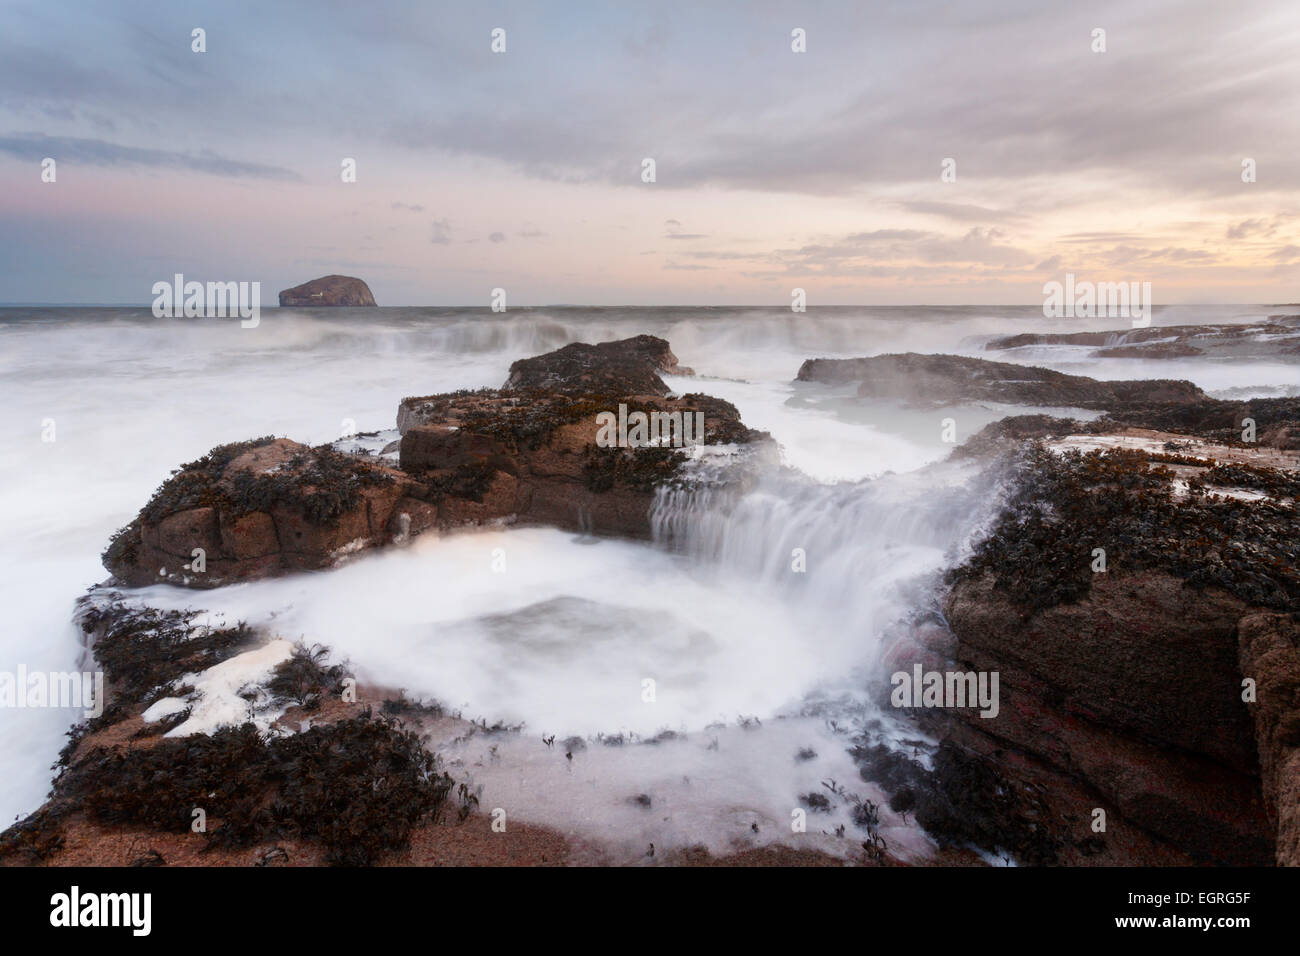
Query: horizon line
1,301,1295,309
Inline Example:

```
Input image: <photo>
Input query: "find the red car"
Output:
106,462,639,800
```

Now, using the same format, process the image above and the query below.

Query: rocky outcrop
795,352,1205,409
1095,342,1204,359
941,570,1273,865
278,275,376,307
503,334,690,396
958,399,1300,456
397,389,763,541
103,338,767,588
986,319,1300,357
876,442,1298,865
0,598,462,867
101,438,434,587
1098,396,1300,450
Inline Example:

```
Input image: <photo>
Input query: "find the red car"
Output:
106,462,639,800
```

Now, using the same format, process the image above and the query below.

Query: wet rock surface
1237,612,1300,866
795,352,1205,409
102,438,419,587
503,334,690,395
104,338,767,588
985,318,1300,357
864,440,1298,865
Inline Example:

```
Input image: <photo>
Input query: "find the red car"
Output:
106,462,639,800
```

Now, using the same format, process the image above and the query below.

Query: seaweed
949,446,1300,612
134,438,391,530
582,445,684,493
79,602,255,707
50,712,454,866
267,642,349,711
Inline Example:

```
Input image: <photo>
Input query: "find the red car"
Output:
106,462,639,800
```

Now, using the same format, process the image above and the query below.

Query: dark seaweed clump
1103,396,1300,447
463,390,660,451
949,446,1299,611
1196,463,1300,500
101,519,142,570
583,445,685,492
136,438,391,528
853,739,1062,866
226,446,392,525
138,436,279,523
266,642,350,711
78,602,254,708
52,713,454,866
419,459,498,502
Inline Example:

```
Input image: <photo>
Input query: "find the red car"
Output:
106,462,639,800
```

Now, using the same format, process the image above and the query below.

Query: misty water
1,305,1294,858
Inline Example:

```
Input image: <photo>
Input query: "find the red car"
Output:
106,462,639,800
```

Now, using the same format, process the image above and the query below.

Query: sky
1,0,1299,306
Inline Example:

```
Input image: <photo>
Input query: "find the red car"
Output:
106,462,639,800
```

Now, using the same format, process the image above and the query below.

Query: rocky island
278,275,376,307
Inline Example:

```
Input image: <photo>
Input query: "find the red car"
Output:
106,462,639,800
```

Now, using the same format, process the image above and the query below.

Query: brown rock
795,352,1205,410
105,338,766,588
103,437,430,587
936,570,1274,864
278,275,376,307
503,335,688,396
220,511,279,560
1238,612,1300,865
156,507,220,558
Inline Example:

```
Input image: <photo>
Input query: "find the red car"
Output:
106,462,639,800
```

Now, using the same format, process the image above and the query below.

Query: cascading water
652,452,1006,684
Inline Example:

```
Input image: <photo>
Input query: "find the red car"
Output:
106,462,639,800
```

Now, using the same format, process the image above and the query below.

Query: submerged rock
278,274,376,307
795,352,1204,409
986,320,1300,356
1091,342,1204,359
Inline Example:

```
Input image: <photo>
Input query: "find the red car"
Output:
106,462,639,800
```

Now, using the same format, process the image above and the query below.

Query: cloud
1059,232,1149,244
768,227,1036,274
489,232,507,243
1227,218,1276,239
0,133,299,180
3,1,1298,302
664,219,707,240
898,201,1025,223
